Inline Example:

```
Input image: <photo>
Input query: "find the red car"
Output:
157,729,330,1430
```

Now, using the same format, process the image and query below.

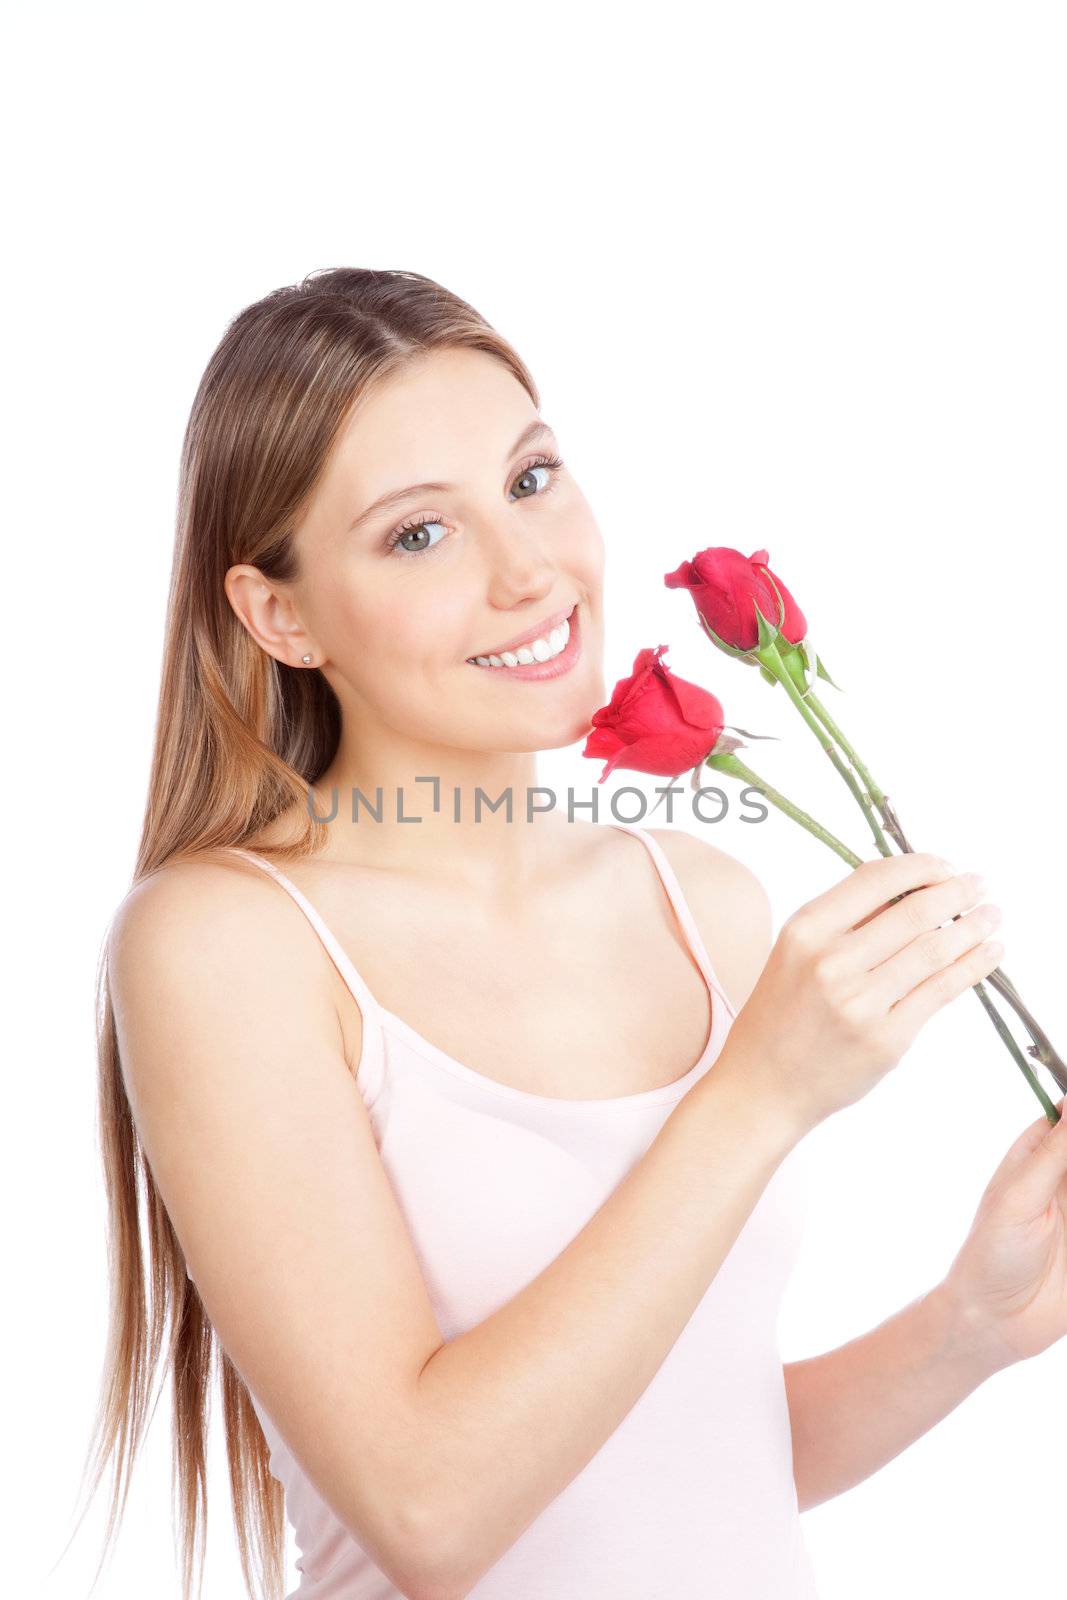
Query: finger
992,1099,1065,1181
1006,1096,1067,1216
848,871,987,967
867,903,1002,1011
797,852,958,943
885,931,1003,1031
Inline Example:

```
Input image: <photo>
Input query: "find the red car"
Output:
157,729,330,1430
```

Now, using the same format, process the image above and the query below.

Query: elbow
794,1477,833,1515
388,1494,477,1600
407,1582,471,1600
396,1556,473,1600
396,1557,470,1600
399,1574,469,1600
792,1454,833,1516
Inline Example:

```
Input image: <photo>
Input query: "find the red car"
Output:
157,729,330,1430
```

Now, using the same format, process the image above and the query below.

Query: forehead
333,347,535,479
295,347,541,554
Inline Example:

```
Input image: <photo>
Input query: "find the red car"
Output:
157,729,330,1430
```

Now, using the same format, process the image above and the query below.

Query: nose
482,515,558,609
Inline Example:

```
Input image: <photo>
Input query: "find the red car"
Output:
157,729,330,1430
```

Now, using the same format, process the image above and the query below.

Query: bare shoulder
109,852,298,983
106,852,349,1084
109,851,267,949
645,827,775,1011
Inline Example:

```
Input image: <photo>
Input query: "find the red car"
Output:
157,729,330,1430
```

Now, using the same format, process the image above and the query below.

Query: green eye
383,453,565,557
388,519,449,556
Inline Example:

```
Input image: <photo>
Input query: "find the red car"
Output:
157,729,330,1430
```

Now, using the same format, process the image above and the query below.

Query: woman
86,267,1014,1600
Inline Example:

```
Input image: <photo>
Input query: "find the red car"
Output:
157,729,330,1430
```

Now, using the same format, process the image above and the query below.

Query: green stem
794,675,1067,1098
803,685,888,810
757,641,893,856
705,750,863,868
971,983,1060,1124
703,748,1049,1113
706,744,1058,1120
764,653,1065,1116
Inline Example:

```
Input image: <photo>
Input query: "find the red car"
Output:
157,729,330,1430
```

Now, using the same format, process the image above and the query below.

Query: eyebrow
347,419,557,534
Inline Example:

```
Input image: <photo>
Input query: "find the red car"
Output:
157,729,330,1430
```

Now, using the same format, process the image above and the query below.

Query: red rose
583,644,726,783
663,546,808,652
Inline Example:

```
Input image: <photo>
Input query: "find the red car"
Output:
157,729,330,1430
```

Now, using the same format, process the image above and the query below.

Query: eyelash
383,453,566,557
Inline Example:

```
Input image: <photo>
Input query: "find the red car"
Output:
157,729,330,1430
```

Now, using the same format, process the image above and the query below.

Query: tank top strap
607,822,738,1020
225,847,387,1097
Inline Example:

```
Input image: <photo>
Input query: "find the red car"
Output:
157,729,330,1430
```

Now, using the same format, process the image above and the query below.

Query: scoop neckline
359,819,728,1109
363,821,727,1109
234,820,732,1111
370,994,724,1111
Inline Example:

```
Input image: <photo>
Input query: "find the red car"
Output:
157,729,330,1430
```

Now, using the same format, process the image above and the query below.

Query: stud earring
301,653,312,665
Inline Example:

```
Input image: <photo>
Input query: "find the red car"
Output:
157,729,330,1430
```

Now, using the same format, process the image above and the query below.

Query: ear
224,563,317,669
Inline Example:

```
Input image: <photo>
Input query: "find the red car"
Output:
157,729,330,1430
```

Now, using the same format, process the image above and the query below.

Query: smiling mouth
466,604,577,669
465,603,582,678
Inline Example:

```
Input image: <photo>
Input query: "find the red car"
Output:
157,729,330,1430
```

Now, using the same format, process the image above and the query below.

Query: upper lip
469,603,577,659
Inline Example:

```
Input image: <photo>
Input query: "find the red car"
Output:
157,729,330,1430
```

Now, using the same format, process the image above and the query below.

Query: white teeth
469,615,571,669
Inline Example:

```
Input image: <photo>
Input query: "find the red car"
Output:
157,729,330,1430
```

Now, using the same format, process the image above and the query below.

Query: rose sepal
696,611,760,663
753,601,781,652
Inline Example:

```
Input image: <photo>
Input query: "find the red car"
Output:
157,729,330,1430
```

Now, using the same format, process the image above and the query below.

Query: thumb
1009,1096,1067,1213
999,1096,1067,1171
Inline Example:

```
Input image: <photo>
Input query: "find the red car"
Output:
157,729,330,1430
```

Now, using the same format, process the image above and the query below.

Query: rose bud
663,545,808,656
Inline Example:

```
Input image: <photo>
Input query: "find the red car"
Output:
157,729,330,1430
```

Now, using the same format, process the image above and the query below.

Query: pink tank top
228,821,817,1599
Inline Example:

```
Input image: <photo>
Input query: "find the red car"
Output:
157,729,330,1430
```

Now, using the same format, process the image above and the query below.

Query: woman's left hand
942,1095,1067,1370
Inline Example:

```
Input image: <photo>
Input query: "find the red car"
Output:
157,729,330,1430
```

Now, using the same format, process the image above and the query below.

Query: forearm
412,1063,801,1595
784,1280,1009,1512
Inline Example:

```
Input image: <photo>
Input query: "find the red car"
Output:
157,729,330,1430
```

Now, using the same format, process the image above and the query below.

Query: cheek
334,571,468,676
333,588,398,658
568,510,606,586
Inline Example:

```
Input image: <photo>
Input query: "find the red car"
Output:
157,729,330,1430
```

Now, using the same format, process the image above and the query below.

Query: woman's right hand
717,851,1004,1137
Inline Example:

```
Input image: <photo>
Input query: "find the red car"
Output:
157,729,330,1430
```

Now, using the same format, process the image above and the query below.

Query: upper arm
647,828,774,1013
107,859,449,1598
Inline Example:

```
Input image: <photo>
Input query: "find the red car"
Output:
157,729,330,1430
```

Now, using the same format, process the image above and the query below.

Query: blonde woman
86,267,1014,1600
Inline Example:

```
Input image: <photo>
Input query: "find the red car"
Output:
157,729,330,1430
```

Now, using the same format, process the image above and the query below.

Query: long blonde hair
76,268,539,1599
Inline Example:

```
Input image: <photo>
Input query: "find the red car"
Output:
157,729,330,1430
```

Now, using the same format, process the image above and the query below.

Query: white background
5,2,1065,1596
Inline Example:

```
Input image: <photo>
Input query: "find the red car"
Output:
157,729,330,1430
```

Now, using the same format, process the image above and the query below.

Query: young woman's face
285,347,606,754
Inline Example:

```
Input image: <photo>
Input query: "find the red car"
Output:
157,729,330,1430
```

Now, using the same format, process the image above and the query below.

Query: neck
304,731,577,894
